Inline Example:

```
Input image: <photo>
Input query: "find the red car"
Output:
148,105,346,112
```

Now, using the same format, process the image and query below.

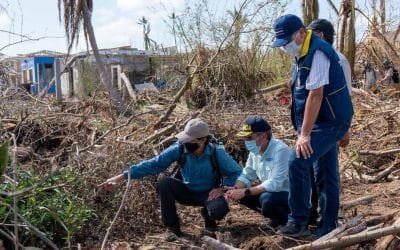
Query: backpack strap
209,143,223,188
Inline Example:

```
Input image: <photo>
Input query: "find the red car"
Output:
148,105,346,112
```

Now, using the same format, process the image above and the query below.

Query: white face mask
283,39,301,58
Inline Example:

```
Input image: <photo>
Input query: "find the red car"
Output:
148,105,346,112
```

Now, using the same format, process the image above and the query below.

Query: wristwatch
244,188,251,197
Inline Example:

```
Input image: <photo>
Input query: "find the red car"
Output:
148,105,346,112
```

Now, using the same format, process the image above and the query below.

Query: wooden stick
370,159,400,183
287,224,400,250
340,194,379,210
202,236,239,250
314,215,362,243
100,171,131,250
375,216,400,250
257,82,288,93
359,148,400,156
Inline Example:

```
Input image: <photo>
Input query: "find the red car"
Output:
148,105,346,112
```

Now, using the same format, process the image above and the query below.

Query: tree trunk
344,0,356,75
302,0,319,26
81,0,126,113
380,0,386,34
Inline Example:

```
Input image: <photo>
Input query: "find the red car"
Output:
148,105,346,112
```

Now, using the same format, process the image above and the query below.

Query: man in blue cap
226,116,291,229
271,14,354,237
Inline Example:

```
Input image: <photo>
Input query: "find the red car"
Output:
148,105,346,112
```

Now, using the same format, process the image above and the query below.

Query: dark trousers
156,177,229,229
240,191,289,224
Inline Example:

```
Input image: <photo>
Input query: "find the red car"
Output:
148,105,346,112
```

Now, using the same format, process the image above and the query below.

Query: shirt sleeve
236,154,257,187
260,148,290,192
123,143,180,179
338,54,352,95
215,147,242,187
306,50,330,90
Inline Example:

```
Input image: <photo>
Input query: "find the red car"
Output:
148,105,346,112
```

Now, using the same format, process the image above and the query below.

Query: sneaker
277,222,310,238
164,227,182,242
262,220,285,231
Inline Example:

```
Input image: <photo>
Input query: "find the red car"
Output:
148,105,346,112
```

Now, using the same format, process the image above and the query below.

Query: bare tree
58,0,126,113
337,0,356,74
227,8,248,50
379,0,386,34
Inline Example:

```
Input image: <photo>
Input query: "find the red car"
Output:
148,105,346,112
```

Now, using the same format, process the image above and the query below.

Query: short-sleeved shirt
236,138,291,192
305,50,352,95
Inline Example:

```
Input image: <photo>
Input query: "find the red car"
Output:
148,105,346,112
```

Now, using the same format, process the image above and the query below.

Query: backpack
392,68,399,83
172,139,223,188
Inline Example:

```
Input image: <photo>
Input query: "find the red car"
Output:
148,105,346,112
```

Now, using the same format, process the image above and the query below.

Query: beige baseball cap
176,118,210,143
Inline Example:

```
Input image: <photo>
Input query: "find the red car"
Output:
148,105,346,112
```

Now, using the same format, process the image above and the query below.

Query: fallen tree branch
288,224,400,250
359,148,400,156
340,195,379,210
370,159,400,183
375,216,400,250
202,236,239,250
314,215,362,243
257,82,288,93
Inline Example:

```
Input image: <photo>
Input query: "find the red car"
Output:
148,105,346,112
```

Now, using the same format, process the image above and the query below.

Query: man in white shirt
271,14,353,238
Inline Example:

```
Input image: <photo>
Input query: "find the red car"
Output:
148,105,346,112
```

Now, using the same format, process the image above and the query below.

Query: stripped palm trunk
58,0,126,113
302,0,319,26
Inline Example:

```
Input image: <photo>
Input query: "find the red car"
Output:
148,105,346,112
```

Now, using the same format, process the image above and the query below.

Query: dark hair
308,19,335,45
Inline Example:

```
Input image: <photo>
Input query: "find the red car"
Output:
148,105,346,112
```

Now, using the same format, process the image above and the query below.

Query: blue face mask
245,140,260,154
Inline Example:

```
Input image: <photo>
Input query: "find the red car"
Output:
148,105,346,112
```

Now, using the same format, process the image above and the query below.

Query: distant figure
363,63,377,91
380,59,399,88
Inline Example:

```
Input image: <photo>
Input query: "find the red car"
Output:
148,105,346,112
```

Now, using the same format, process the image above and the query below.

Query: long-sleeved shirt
123,142,242,193
237,138,291,192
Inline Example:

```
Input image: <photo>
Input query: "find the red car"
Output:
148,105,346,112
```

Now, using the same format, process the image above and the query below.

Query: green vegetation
0,167,96,248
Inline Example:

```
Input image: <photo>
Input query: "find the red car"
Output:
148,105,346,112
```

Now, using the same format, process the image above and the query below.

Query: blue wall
22,56,56,95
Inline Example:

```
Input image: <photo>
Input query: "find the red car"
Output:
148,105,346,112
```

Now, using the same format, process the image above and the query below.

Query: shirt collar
299,30,312,58
261,137,276,158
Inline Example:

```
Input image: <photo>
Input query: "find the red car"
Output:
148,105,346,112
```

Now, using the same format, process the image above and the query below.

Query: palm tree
169,12,178,52
138,16,151,50
58,0,125,113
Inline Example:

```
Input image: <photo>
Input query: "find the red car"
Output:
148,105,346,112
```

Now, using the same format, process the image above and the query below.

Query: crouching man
99,118,242,241
226,116,291,229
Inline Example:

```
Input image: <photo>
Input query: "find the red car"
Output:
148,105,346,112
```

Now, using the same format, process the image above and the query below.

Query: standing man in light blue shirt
226,116,291,228
99,118,242,241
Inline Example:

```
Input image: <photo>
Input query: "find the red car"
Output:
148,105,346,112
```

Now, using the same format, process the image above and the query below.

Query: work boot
164,227,182,242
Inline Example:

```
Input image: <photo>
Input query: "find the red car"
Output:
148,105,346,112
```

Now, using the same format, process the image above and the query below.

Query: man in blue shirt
226,116,291,229
98,118,242,241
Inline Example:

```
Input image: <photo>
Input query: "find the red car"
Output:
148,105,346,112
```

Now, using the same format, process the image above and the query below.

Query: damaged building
61,46,156,100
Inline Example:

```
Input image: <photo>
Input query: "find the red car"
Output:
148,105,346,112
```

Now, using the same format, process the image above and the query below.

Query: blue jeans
312,145,340,236
240,191,289,224
156,177,229,230
288,122,349,235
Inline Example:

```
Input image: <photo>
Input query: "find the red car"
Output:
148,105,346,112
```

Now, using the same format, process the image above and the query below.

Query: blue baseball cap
271,14,304,48
237,116,271,137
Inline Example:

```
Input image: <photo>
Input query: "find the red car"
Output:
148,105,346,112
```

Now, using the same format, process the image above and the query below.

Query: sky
0,0,397,56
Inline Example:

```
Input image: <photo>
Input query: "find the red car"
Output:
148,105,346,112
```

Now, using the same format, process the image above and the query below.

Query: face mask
245,140,260,154
184,142,199,152
283,40,301,57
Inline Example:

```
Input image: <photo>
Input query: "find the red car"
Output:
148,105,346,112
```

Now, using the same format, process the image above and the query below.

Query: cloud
117,0,185,13
92,17,141,49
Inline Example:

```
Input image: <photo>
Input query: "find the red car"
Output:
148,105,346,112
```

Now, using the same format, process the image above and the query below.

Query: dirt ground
1,86,399,249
